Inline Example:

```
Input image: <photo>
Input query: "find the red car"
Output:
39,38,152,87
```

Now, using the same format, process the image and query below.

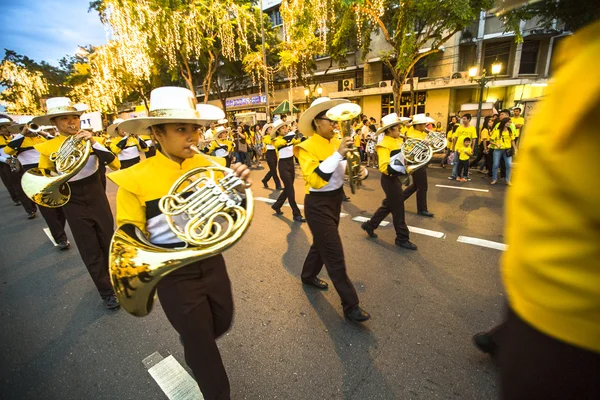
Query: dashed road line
407,226,446,239
43,228,58,246
143,352,203,400
457,236,508,251
435,184,489,193
255,196,348,217
352,216,390,227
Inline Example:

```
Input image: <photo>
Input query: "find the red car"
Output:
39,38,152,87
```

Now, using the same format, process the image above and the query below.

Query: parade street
0,163,507,400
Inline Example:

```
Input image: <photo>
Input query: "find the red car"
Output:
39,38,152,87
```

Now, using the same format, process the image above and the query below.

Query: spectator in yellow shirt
511,107,525,146
456,137,473,182
449,113,477,180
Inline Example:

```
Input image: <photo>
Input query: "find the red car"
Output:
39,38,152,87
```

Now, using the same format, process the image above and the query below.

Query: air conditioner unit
341,78,355,91
379,80,392,88
404,77,419,85
451,72,467,79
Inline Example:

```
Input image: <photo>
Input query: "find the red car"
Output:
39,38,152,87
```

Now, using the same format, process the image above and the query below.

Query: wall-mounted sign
226,95,267,108
80,111,103,132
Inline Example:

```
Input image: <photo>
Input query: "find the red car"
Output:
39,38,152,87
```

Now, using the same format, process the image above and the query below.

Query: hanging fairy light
0,60,49,114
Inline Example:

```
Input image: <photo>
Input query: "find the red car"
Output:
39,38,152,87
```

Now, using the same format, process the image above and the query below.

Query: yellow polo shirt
502,20,600,354
511,116,525,138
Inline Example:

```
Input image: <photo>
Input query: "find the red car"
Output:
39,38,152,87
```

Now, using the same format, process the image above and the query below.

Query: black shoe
417,210,434,217
27,211,36,220
472,332,497,356
275,186,284,190
103,294,120,310
57,240,70,250
361,222,378,238
14,201,21,206
262,180,269,189
293,215,306,223
301,277,328,290
271,205,283,215
395,240,417,250
344,306,371,322
343,195,351,202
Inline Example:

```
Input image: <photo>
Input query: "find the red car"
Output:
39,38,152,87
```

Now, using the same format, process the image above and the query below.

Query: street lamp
469,60,502,138
316,86,323,96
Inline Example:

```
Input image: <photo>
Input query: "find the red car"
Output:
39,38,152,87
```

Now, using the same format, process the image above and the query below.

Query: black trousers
273,157,301,217
301,189,359,312
22,164,67,243
499,307,600,400
63,172,115,297
367,174,410,242
470,143,486,168
262,149,281,188
0,163,19,203
157,255,233,400
119,156,140,169
1,164,36,214
403,165,429,212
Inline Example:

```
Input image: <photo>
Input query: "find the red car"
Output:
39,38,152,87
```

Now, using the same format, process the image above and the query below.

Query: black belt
308,187,343,197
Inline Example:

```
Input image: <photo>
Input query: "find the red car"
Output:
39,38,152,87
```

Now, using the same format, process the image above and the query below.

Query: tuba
401,138,433,174
423,129,448,153
326,103,363,194
109,145,253,317
21,126,91,208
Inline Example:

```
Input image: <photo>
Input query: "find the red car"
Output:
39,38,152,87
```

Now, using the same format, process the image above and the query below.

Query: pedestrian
456,137,473,182
470,116,493,173
361,113,416,250
490,118,517,185
270,119,305,222
108,118,149,169
108,86,252,400
31,97,121,308
365,133,376,168
0,119,25,208
260,124,283,190
233,125,248,165
448,113,477,180
403,113,435,217
511,107,525,147
295,97,370,322
205,126,234,167
441,116,459,168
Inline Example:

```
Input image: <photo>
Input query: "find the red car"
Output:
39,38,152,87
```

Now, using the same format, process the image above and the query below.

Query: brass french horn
109,145,254,317
326,103,363,194
21,126,91,207
423,129,448,153
401,138,434,174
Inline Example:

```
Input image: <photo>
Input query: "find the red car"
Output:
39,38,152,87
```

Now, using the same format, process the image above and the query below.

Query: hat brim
213,128,231,138
118,117,218,136
376,120,403,135
31,111,84,127
261,123,272,137
298,99,349,137
107,123,123,137
8,123,26,133
269,121,291,139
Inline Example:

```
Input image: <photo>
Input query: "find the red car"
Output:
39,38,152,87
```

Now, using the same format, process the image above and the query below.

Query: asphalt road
0,160,509,399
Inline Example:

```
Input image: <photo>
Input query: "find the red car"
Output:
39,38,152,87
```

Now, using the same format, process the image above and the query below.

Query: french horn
423,129,448,153
109,145,254,317
21,126,91,207
326,103,363,194
401,138,434,174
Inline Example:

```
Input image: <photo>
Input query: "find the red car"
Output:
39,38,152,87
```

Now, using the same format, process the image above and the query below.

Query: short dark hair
311,110,328,130
462,113,472,121
463,137,471,143
513,107,522,112
500,109,511,116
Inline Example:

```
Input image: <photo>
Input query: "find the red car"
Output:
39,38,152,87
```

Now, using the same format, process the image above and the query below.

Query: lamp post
259,0,270,122
469,61,502,136
304,85,322,105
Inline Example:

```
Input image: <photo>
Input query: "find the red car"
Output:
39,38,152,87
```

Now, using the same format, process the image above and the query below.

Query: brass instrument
401,138,434,174
27,123,42,133
21,125,91,207
423,129,448,153
109,145,254,317
326,103,363,194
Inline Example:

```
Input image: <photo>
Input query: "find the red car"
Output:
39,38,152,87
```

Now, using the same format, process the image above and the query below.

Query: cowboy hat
118,87,221,134
261,123,272,137
212,125,231,138
196,104,226,124
376,113,411,134
298,97,349,137
0,118,13,128
107,118,125,137
269,119,290,139
410,113,435,126
31,97,85,126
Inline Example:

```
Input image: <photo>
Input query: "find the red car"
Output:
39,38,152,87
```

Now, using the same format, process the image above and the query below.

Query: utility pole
260,0,270,123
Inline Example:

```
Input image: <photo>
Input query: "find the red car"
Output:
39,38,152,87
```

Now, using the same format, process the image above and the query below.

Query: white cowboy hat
107,118,125,137
269,119,290,139
298,97,349,137
376,113,411,134
217,118,228,126
212,125,231,138
410,113,435,126
196,104,226,123
261,123,272,137
31,97,85,126
0,118,13,127
118,87,218,134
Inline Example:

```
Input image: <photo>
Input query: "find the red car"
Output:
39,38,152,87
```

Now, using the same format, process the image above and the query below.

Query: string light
0,60,49,114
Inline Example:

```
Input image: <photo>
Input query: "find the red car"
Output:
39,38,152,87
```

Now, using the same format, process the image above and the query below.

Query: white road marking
144,352,203,400
255,197,348,217
435,184,489,193
407,226,446,239
43,228,58,246
457,236,508,251
352,216,390,227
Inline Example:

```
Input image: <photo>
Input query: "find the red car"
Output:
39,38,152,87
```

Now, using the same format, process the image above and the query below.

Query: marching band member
140,133,156,157
294,97,370,322
261,124,283,190
402,114,435,217
361,113,417,250
271,119,305,222
108,87,251,399
108,118,148,169
31,97,121,308
5,123,72,249
0,120,23,207
204,126,233,167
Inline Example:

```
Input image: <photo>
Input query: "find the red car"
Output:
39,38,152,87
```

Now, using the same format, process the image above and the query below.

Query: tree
0,51,50,114
341,0,493,115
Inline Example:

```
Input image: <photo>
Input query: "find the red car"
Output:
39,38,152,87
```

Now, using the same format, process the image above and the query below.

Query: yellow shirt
405,126,426,140
490,128,514,150
503,20,600,354
376,135,404,176
452,125,477,150
511,116,525,138
353,134,361,148
294,133,342,194
35,134,121,172
479,128,491,142
110,136,148,155
457,144,473,161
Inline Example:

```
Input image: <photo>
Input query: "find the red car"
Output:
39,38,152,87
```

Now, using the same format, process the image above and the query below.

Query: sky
0,0,107,66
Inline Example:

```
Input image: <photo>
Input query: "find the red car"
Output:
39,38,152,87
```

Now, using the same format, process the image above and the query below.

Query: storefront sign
226,95,266,108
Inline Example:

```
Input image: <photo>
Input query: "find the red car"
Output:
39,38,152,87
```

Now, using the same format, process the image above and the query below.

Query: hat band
149,108,200,119
46,106,80,114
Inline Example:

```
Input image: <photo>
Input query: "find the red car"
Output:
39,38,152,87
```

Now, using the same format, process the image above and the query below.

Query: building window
270,10,282,26
382,94,395,116
381,91,426,118
483,41,510,75
519,40,539,75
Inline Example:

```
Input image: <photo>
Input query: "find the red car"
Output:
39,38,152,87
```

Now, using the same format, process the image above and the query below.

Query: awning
272,100,299,115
